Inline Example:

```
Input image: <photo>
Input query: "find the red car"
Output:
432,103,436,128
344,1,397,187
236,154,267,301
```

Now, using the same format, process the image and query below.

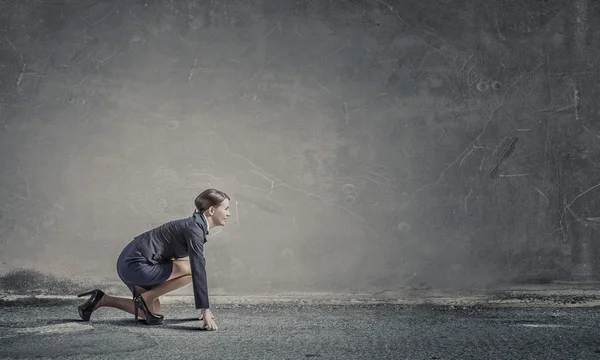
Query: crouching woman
76,188,230,330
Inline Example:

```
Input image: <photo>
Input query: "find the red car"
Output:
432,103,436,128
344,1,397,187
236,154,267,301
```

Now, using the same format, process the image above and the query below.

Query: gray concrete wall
1,0,599,295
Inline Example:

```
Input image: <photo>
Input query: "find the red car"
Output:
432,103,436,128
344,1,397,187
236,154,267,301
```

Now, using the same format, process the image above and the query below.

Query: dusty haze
1,0,599,295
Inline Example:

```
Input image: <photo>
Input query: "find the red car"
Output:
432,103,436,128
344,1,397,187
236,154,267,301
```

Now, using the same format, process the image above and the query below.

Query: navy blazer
132,211,210,309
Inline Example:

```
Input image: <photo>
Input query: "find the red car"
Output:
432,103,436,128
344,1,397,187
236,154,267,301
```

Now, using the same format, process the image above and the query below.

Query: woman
76,188,230,330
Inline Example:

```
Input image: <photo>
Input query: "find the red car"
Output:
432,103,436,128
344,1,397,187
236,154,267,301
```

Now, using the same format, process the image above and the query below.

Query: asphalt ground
1,302,600,359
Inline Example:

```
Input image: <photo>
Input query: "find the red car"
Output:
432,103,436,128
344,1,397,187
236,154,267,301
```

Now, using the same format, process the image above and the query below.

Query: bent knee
173,259,192,277
182,260,191,275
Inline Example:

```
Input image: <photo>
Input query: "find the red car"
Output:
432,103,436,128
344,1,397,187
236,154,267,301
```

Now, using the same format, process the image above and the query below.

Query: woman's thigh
166,259,191,281
120,260,172,289
117,246,173,291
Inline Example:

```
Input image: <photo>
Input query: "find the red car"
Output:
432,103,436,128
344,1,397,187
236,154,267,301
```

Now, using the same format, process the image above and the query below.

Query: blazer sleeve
186,224,210,309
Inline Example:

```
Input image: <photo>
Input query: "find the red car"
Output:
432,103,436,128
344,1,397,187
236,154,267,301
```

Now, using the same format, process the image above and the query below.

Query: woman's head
194,188,231,227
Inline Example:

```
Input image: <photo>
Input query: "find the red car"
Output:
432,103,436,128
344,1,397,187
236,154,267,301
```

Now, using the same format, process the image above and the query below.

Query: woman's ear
208,206,215,215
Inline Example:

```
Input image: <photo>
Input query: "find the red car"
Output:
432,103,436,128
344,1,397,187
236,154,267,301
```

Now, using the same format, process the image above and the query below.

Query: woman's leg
139,259,192,313
93,291,144,318
87,285,160,319
133,286,162,315
90,259,191,317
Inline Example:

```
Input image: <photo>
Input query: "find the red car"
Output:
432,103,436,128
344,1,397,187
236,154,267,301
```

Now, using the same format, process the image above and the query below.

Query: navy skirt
116,239,173,294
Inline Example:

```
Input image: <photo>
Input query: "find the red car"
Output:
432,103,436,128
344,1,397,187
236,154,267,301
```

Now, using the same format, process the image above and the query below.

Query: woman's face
208,199,231,227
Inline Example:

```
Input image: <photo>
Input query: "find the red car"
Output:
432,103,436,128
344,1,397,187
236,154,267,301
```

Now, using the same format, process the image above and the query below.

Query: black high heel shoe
133,294,164,325
132,293,146,322
77,289,105,322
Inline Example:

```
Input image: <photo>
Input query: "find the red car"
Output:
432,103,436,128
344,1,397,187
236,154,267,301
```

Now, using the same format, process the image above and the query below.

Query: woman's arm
186,225,210,310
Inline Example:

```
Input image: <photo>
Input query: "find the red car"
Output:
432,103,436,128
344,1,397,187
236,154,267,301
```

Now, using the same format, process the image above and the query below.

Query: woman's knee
133,285,148,296
172,259,192,277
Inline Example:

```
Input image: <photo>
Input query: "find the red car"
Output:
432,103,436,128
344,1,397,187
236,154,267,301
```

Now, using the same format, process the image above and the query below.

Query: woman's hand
200,309,218,331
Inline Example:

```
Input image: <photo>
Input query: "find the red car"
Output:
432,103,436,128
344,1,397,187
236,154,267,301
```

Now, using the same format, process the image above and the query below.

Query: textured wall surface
1,0,599,295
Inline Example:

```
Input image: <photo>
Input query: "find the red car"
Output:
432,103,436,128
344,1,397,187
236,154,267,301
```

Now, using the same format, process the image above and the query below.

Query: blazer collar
193,211,210,236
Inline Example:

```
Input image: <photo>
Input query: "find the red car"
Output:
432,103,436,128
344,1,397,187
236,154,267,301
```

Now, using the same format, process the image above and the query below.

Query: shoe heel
134,299,139,321
77,290,94,298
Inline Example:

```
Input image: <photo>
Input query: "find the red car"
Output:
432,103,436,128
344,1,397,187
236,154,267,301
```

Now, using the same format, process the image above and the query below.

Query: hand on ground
200,310,218,331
